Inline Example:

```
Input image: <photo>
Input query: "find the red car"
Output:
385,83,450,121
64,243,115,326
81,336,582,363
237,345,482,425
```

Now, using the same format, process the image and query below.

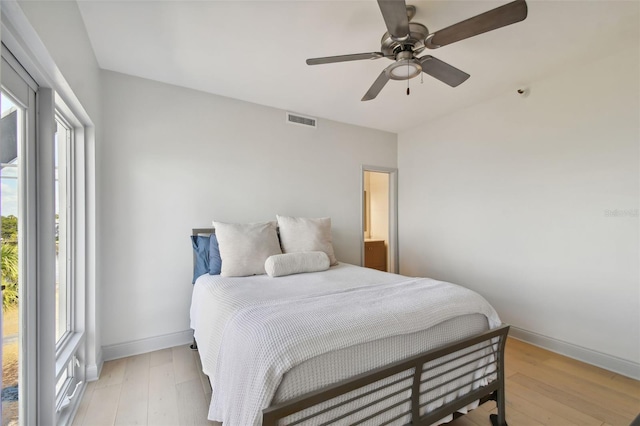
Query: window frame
2,46,89,425
52,101,86,422
54,111,75,349
1,4,98,424
1,46,39,426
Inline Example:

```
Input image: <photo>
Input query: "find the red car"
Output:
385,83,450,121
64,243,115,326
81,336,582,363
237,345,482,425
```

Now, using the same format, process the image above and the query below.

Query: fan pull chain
406,62,410,96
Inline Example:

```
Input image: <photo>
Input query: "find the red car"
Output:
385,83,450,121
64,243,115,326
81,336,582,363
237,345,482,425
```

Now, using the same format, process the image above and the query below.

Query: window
1,44,91,425
53,102,86,424
55,115,73,344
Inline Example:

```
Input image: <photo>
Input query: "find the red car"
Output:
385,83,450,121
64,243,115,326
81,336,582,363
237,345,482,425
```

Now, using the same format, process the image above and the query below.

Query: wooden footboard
262,324,510,426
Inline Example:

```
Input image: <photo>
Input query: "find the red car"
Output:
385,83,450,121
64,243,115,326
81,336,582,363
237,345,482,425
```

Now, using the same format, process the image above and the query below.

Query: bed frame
191,228,510,426
263,325,509,426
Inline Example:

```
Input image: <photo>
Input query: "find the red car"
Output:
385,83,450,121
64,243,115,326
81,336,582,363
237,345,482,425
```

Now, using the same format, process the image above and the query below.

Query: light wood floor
72,338,640,426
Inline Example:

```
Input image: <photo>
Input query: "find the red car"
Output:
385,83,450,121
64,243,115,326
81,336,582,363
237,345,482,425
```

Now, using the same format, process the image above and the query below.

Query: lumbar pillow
276,215,337,265
265,251,330,278
213,221,282,277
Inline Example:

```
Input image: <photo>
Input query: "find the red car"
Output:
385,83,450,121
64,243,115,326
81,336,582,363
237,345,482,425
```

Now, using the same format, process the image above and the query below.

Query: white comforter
191,264,500,426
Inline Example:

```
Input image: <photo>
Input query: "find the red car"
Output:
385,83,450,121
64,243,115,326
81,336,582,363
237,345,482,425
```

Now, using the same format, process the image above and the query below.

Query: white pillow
264,251,330,278
212,221,282,277
276,215,337,265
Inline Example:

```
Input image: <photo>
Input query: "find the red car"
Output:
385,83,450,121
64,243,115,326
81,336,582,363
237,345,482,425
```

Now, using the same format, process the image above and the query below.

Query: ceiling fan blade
426,0,528,49
419,56,470,87
361,70,390,101
306,52,384,65
377,0,410,40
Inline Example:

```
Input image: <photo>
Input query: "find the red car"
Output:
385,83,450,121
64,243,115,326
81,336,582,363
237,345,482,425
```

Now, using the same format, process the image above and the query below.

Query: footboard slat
378,409,412,426
348,398,412,426
419,341,496,377
420,351,497,388
420,371,498,409
287,382,412,426
263,324,510,426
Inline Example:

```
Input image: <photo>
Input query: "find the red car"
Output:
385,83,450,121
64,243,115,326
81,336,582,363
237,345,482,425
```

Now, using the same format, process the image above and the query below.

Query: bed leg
190,338,198,351
490,332,509,426
489,386,508,426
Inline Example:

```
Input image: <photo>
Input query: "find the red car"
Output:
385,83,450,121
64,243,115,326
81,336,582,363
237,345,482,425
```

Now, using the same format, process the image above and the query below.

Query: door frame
361,165,398,274
1,48,40,426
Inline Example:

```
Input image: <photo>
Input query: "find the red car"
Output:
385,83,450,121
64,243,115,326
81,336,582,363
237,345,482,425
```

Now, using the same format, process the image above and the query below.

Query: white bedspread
192,264,500,426
191,263,412,378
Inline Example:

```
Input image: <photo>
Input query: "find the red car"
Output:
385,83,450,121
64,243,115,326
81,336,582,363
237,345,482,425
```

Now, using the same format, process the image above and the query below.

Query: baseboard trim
102,330,194,361
85,363,100,382
85,347,103,381
509,326,640,380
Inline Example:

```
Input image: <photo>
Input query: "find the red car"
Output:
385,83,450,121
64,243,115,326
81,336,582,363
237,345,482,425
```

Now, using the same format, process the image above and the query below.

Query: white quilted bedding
190,264,500,426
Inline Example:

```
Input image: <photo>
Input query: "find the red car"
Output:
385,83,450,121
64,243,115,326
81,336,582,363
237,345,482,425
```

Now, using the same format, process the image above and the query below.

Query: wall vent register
286,112,317,128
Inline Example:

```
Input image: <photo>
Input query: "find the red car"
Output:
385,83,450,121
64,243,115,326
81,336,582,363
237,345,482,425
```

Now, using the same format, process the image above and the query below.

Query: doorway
361,166,398,273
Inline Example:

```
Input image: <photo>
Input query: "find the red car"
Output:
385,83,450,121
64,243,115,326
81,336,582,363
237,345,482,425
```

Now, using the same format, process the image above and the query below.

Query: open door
1,73,30,426
361,166,398,273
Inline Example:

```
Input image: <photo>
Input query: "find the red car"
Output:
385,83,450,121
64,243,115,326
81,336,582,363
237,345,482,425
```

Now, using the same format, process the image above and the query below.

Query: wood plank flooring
449,338,639,426
72,338,640,426
72,346,216,426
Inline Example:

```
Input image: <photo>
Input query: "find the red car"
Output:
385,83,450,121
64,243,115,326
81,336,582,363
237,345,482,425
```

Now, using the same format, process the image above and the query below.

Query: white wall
17,0,101,120
398,46,639,374
99,70,397,350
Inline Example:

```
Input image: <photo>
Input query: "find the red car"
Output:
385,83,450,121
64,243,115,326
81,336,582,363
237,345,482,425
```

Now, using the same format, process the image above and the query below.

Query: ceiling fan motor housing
380,22,429,57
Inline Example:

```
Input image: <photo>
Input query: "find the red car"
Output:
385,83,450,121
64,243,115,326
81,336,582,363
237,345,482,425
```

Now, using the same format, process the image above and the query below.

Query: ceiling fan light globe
386,59,422,80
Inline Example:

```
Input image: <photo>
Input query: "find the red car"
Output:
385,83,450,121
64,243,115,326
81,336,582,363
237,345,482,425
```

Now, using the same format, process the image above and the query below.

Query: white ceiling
77,0,639,133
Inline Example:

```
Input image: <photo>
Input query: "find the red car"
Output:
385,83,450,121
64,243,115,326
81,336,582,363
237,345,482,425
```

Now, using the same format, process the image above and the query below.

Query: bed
190,226,509,426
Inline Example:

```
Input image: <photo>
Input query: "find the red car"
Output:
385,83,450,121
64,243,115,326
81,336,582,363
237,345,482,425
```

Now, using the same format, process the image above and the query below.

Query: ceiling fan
306,0,528,101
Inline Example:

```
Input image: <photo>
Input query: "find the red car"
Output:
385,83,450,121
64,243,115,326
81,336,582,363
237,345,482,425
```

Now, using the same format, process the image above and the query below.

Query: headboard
192,227,215,236
191,228,216,274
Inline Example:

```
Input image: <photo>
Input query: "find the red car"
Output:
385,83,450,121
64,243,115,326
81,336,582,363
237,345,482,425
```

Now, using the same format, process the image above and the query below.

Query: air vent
286,112,317,129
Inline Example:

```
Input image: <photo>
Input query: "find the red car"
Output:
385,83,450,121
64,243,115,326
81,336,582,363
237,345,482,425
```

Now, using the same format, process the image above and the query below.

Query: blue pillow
209,233,222,275
191,235,210,284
